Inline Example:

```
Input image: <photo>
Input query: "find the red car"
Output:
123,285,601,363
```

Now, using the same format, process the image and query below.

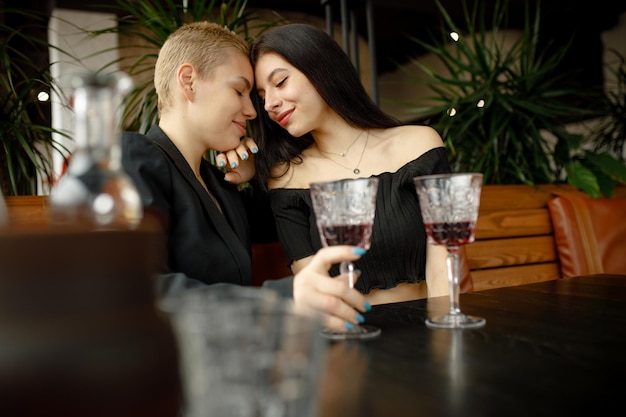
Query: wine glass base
320,324,382,341
426,313,486,329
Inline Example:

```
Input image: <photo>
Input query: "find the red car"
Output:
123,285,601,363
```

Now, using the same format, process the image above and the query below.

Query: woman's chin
214,138,244,153
284,126,305,138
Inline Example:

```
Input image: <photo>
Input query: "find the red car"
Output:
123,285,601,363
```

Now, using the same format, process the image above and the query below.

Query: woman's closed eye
255,76,286,102
236,88,254,99
232,77,252,97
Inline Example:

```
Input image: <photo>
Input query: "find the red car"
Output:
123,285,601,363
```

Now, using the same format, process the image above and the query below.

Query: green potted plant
590,49,626,164
401,0,626,197
0,7,71,196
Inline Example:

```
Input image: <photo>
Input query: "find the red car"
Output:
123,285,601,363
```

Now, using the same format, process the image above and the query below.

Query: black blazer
121,125,276,288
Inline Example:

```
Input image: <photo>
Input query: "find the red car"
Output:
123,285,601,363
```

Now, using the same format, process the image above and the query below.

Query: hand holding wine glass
309,177,381,340
413,173,485,329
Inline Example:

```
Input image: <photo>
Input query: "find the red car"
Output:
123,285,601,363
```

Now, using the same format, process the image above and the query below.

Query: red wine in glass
321,223,373,248
424,222,475,246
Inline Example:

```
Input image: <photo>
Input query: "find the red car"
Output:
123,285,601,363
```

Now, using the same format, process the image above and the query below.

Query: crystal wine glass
413,173,486,329
309,177,381,340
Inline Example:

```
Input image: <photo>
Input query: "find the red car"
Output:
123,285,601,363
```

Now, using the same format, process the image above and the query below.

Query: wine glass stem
340,261,356,289
446,245,462,316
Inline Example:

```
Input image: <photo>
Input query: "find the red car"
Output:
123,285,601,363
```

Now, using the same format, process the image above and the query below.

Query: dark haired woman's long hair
250,23,400,184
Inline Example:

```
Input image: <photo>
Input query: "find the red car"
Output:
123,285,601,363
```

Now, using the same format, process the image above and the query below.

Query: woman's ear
177,63,195,101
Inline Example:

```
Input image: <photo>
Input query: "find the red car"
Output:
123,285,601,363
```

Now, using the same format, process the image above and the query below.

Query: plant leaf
566,162,601,198
584,152,626,183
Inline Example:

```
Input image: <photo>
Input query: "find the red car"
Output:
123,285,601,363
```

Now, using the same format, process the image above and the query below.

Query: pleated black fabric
269,147,451,294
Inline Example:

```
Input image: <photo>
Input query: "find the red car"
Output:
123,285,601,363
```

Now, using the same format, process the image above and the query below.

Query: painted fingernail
356,313,365,324
218,161,225,167
344,322,355,330
352,247,366,256
364,301,372,312
241,153,248,160
230,162,237,168
252,147,258,153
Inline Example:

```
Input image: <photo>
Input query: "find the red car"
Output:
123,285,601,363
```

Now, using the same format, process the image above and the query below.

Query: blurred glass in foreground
160,285,327,417
49,71,142,229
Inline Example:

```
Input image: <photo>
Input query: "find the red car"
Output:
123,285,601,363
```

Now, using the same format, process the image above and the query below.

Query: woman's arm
425,240,450,297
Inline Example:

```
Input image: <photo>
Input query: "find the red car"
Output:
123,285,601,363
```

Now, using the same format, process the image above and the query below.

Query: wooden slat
476,208,552,239
466,235,558,270
466,184,568,291
479,185,554,211
5,196,49,226
471,263,561,292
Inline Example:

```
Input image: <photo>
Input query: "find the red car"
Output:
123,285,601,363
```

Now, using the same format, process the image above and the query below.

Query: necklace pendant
353,168,360,175
338,152,345,157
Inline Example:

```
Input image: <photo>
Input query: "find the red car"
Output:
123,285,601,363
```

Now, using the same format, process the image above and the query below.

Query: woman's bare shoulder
376,125,445,170
391,125,444,148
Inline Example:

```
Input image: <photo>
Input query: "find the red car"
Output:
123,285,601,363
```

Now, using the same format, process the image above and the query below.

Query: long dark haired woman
250,23,451,305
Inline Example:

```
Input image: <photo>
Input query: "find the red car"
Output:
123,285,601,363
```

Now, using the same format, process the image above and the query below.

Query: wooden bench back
467,185,562,291
4,195,49,228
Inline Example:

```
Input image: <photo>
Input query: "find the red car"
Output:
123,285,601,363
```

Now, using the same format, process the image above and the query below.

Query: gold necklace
317,130,364,158
318,131,369,175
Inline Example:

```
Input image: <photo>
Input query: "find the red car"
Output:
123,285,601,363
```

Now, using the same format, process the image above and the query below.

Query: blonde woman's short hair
154,21,249,114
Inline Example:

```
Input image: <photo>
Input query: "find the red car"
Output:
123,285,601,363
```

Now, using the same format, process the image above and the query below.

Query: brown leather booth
548,189,626,278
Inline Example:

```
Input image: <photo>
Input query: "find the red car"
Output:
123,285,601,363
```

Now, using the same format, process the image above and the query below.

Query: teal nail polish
364,301,372,312
231,162,237,168
344,322,354,330
252,147,258,153
352,247,367,256
356,313,365,324
218,161,225,167
241,153,248,160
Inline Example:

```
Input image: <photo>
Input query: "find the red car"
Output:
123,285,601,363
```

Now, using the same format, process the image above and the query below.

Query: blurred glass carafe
49,72,142,229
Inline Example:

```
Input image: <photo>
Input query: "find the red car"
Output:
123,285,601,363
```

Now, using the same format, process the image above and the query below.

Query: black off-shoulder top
269,147,451,294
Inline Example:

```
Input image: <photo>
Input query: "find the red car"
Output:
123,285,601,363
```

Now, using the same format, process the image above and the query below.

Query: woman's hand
215,137,259,184
293,246,372,331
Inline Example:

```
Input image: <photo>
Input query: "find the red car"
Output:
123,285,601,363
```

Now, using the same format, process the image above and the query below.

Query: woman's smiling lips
234,121,247,135
276,109,294,126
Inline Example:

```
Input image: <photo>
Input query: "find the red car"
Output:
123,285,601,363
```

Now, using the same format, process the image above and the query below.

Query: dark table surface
317,274,626,417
